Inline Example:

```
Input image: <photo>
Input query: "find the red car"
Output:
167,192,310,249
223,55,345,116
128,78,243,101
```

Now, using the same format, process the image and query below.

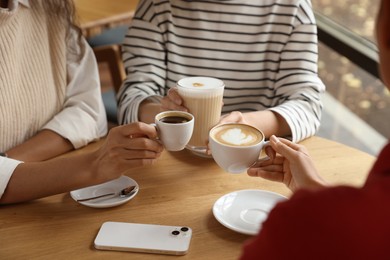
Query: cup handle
257,140,271,162
149,123,160,140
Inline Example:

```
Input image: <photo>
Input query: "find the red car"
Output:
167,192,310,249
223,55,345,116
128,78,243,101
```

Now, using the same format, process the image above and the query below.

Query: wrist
139,101,161,123
305,177,329,191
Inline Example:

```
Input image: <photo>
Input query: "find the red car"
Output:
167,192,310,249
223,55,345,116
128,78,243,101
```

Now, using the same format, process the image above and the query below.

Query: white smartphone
94,221,192,255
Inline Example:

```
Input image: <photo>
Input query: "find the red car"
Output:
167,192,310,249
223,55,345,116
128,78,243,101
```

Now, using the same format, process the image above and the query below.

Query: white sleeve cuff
0,157,22,199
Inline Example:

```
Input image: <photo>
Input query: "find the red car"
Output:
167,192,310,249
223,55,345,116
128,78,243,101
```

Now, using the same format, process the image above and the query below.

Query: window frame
315,11,380,78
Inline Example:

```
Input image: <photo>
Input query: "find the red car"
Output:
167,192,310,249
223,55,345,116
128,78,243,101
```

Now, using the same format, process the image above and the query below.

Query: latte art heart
221,128,254,145
211,124,263,147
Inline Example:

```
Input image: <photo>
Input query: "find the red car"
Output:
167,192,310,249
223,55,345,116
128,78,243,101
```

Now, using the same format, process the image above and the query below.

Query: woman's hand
92,122,164,180
247,135,327,192
205,111,247,155
161,88,188,112
217,111,247,125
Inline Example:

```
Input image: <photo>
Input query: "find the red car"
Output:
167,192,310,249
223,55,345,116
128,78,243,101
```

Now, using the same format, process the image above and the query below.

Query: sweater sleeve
269,0,325,142
43,34,108,149
117,0,166,124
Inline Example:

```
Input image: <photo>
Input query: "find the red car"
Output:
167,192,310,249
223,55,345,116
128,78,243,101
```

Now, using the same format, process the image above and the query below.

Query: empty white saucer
70,176,138,208
213,189,287,235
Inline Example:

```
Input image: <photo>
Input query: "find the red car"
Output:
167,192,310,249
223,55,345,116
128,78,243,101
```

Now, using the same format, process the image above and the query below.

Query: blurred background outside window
313,0,389,155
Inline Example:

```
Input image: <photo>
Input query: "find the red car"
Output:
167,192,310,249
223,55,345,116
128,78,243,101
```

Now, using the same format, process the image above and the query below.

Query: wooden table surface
75,0,139,37
0,136,376,259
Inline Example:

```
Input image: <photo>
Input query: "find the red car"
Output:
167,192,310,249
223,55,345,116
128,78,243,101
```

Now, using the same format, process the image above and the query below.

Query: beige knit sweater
0,1,67,151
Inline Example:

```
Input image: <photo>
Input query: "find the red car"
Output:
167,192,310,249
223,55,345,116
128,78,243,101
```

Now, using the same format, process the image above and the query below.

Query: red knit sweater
240,142,390,260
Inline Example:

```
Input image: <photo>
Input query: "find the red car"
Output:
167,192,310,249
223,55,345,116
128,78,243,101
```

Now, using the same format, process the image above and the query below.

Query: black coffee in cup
159,116,189,124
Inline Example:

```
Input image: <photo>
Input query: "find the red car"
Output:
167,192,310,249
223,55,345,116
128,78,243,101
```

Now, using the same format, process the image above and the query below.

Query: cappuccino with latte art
211,125,263,147
209,124,267,174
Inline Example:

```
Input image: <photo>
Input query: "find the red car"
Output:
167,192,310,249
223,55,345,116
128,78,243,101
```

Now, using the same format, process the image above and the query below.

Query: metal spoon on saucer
77,185,138,202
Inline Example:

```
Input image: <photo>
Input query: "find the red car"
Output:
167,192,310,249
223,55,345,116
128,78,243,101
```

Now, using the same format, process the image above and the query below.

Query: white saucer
213,189,287,235
189,149,213,158
70,176,139,208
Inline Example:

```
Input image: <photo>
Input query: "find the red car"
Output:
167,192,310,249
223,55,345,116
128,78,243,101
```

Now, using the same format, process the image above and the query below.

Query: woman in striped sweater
118,0,325,143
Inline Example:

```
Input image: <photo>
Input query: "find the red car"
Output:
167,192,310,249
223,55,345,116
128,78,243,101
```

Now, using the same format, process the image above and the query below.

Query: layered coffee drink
210,124,263,147
177,77,224,153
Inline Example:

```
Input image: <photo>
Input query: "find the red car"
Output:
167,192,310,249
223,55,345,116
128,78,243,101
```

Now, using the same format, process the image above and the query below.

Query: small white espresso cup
209,123,268,173
154,111,194,151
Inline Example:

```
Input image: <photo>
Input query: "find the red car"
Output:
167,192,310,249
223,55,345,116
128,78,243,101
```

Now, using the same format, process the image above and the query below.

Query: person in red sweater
240,1,390,258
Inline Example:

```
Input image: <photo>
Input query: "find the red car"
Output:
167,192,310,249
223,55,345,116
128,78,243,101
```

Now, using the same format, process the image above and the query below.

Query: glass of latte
177,77,225,155
209,123,267,173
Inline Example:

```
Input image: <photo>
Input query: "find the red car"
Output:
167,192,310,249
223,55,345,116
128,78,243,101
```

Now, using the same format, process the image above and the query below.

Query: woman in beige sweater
0,0,163,204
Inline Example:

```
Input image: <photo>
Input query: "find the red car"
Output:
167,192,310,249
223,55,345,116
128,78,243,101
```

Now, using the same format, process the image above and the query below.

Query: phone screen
94,221,192,255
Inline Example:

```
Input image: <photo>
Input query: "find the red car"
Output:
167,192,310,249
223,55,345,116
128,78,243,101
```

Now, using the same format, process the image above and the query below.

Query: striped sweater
117,0,325,142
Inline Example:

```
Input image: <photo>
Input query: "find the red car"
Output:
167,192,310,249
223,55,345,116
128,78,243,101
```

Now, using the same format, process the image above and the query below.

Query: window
312,1,389,155
313,0,380,42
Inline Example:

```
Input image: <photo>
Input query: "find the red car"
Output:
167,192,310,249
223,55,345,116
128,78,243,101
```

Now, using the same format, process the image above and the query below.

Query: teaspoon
77,185,138,202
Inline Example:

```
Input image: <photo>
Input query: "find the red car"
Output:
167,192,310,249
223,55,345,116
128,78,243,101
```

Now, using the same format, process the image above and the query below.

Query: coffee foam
178,77,224,91
212,124,262,147
220,128,255,145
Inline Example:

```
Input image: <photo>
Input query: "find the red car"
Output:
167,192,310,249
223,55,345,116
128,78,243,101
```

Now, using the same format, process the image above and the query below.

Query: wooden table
0,136,376,259
75,0,139,38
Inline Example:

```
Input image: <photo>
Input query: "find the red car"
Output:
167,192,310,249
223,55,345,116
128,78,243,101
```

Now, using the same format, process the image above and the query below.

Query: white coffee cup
154,111,194,151
209,123,268,173
177,77,224,154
